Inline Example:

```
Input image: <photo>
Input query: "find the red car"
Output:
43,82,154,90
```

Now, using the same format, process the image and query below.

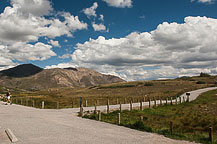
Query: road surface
0,87,216,144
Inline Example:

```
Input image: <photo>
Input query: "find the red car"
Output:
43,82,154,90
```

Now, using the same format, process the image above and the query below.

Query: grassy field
1,75,217,109
84,89,217,144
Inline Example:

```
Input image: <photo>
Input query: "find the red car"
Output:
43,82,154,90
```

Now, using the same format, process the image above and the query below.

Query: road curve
0,87,216,144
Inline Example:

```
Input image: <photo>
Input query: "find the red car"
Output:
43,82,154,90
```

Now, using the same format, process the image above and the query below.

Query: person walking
6,89,11,105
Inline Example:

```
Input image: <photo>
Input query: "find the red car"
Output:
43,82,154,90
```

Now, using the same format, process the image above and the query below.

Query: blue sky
0,0,217,80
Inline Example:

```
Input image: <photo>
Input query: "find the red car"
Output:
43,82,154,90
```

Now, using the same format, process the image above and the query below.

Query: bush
131,120,152,132
199,72,211,77
196,81,206,84
144,82,153,86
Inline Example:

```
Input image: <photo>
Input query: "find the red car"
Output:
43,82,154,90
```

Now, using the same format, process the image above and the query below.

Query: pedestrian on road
6,89,11,105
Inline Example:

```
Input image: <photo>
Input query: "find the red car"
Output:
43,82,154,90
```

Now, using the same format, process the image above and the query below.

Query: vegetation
144,82,153,86
200,72,211,77
84,89,217,143
197,81,206,84
2,75,216,109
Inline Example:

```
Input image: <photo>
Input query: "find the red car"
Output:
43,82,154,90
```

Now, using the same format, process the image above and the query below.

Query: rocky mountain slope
0,64,124,90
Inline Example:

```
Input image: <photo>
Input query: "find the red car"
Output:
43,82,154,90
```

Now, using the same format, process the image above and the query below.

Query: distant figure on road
6,89,11,105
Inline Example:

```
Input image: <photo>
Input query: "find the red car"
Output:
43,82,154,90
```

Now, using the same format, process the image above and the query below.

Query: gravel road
0,87,216,144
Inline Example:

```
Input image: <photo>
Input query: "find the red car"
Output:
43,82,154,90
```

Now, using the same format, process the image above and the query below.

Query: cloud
0,0,87,69
191,0,215,4
58,54,72,59
49,40,60,47
45,63,77,69
99,14,104,21
49,16,217,81
92,23,108,31
62,12,88,32
103,0,133,8
6,42,56,61
82,2,98,18
11,0,53,16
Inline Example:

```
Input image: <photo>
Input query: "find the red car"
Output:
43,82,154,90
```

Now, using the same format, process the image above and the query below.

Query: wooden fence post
57,101,59,109
120,101,122,112
187,95,189,102
170,97,173,105
186,92,190,102
170,121,173,134
80,97,83,108
117,113,121,125
130,100,133,111
72,100,74,108
98,111,101,121
154,97,156,107
209,127,213,142
175,97,178,105
124,98,127,104
148,98,151,108
32,100,35,107
166,97,168,105
140,100,143,110
183,96,185,103
80,97,83,115
107,99,110,114
42,101,45,109
94,103,97,114
160,97,162,105
179,97,182,104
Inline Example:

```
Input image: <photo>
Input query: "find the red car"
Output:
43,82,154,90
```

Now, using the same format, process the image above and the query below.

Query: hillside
0,64,43,77
0,64,124,90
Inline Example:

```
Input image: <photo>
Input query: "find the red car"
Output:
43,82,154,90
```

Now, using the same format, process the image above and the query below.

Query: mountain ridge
0,64,125,90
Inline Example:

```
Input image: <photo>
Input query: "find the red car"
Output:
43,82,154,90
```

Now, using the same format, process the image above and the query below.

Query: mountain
0,64,124,90
0,64,43,77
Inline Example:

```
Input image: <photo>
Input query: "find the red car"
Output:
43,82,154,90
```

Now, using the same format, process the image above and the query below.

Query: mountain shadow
0,64,43,78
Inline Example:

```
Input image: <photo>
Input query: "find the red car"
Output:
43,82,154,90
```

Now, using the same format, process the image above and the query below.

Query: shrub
131,120,152,132
196,81,206,84
144,82,153,86
199,72,211,77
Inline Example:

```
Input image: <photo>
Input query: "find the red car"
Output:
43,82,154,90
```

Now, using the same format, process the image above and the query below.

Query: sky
0,0,217,81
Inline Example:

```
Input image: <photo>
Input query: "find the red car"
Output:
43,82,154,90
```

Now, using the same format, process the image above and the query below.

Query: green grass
4,75,217,109
84,89,217,144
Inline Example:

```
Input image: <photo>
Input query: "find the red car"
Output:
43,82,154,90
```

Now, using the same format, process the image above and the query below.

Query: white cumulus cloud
103,0,133,8
82,2,98,18
92,23,107,31
99,14,104,21
58,54,72,59
0,0,87,69
50,16,217,81
45,63,78,69
191,0,215,4
11,0,53,16
49,40,60,47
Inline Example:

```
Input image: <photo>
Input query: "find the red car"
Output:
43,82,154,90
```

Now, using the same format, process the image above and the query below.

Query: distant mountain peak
0,64,125,90
0,64,43,77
